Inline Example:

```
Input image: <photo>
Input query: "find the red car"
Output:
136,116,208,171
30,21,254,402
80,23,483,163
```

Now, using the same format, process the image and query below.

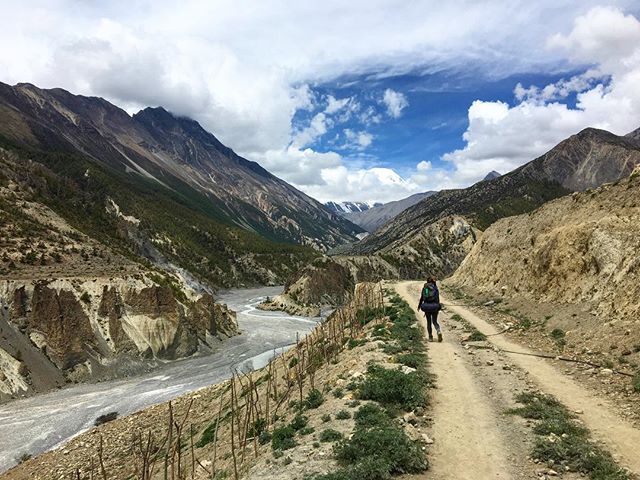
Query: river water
0,286,320,472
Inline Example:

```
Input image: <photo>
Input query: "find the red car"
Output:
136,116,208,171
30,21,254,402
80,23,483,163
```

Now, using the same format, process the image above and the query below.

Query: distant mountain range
334,192,437,232
339,126,640,278
325,201,383,215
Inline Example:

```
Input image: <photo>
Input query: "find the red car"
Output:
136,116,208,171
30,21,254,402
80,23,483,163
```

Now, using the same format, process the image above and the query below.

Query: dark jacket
418,282,440,313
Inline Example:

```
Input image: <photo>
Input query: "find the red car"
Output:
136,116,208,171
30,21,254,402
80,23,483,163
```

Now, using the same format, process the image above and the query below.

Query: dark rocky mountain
0,82,362,250
340,126,640,278
481,171,501,181
340,191,437,232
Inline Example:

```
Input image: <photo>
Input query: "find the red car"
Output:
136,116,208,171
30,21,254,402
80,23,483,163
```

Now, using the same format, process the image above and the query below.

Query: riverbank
0,286,321,473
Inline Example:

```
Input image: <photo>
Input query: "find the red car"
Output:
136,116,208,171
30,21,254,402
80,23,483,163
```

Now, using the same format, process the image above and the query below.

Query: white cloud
382,88,409,118
303,167,421,203
416,160,432,171
1,1,639,204
437,6,640,188
324,95,351,114
343,129,374,150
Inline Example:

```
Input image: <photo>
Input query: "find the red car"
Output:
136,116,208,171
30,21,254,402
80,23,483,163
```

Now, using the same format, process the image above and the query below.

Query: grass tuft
508,393,627,479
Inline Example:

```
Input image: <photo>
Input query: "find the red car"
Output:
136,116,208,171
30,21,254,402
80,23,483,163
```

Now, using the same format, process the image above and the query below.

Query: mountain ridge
0,81,362,250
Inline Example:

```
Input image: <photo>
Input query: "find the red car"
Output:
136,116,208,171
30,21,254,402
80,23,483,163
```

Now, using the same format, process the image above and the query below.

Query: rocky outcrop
0,274,238,398
449,167,640,349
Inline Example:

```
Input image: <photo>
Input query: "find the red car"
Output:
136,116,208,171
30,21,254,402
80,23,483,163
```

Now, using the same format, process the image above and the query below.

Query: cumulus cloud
382,88,409,118
1,1,639,203
343,129,374,150
436,6,640,188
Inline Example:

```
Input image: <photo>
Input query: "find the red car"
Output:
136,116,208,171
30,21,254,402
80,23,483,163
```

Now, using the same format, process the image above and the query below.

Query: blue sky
293,70,585,180
1,1,639,203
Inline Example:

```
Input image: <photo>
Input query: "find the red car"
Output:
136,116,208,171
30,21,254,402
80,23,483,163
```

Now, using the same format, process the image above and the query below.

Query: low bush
196,420,219,448
289,414,309,431
335,409,351,420
319,429,344,443
333,421,427,476
358,365,426,411
271,425,296,451
467,329,487,341
304,389,325,409
508,393,627,479
632,371,640,393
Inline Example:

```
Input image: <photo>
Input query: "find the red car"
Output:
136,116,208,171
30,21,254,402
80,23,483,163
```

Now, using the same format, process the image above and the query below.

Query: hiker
418,277,442,342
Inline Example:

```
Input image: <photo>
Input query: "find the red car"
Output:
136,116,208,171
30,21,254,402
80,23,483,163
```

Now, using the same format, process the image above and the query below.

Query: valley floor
394,281,640,479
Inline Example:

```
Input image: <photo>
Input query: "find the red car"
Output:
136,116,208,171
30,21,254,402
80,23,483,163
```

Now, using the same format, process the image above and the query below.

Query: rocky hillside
340,191,436,232
0,159,238,399
0,82,362,251
343,126,640,277
450,167,640,359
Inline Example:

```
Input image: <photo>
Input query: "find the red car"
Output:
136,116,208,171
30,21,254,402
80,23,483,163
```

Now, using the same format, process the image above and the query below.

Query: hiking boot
437,332,443,342
428,336,434,342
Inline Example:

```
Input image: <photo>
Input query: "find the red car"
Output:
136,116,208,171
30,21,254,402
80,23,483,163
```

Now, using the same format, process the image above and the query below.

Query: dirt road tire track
395,280,640,477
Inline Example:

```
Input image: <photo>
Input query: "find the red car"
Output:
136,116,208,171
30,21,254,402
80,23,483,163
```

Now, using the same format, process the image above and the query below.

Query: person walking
418,277,442,342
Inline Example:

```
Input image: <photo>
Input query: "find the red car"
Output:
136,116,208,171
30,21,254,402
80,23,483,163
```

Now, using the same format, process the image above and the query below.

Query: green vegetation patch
632,371,640,393
271,425,297,451
508,393,628,479
358,364,427,411
319,429,344,443
304,388,325,410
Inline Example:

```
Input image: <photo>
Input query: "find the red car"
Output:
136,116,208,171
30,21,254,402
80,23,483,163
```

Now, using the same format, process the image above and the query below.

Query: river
0,286,320,472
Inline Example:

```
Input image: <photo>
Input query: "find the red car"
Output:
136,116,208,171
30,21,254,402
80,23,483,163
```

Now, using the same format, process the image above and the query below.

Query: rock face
343,126,640,278
450,167,640,329
0,275,237,398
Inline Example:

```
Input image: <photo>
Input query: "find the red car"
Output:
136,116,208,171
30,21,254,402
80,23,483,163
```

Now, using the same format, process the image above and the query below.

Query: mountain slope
339,127,640,278
0,82,362,250
341,191,436,232
0,150,239,398
449,166,640,368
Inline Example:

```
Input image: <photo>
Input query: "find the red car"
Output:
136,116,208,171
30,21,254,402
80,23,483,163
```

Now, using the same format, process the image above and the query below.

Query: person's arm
417,292,425,310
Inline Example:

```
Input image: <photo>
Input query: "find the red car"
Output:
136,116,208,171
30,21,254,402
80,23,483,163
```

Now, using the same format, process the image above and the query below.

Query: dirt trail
440,293,640,475
394,281,514,480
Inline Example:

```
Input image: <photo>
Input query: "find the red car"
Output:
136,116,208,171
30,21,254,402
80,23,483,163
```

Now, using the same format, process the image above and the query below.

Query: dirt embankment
450,168,640,377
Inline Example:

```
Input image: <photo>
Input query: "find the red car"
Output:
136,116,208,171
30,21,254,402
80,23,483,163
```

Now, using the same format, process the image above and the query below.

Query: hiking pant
425,311,441,338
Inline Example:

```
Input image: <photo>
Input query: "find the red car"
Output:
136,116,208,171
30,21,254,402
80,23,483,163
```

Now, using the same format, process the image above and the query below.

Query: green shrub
319,429,343,443
509,393,628,480
632,371,640,393
196,420,219,448
258,430,272,445
358,365,426,411
304,389,325,409
348,338,367,349
299,426,315,436
335,410,351,420
467,329,487,341
321,413,331,423
396,352,426,369
334,423,427,475
333,387,344,398
353,404,391,429
289,414,309,431
271,425,296,451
